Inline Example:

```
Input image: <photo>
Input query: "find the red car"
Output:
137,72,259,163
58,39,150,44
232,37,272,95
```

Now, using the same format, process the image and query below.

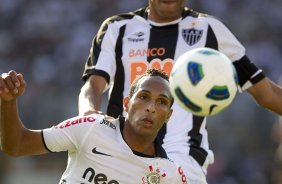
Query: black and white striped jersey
82,7,265,172
43,115,187,184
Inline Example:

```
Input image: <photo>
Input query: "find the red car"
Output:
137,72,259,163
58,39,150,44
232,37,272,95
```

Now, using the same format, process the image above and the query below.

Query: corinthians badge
147,172,161,184
143,165,166,184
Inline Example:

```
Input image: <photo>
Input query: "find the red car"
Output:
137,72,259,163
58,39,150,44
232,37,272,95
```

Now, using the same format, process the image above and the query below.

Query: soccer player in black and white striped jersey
79,0,282,183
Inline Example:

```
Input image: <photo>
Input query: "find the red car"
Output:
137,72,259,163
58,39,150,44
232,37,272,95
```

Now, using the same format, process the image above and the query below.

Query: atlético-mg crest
182,28,203,46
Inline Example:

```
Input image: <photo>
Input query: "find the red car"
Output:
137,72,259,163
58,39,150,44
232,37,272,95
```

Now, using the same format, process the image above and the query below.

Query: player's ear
123,97,130,112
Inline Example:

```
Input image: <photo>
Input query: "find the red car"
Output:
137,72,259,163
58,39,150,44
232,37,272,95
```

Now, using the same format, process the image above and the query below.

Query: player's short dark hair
129,68,174,107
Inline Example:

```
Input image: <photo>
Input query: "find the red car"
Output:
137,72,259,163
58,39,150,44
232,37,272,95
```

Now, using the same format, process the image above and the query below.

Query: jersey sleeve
206,16,246,62
42,115,100,153
207,16,265,91
82,17,120,86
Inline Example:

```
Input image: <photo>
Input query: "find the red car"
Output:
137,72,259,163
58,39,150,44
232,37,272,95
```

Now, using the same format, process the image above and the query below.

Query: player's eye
157,99,169,106
139,94,148,100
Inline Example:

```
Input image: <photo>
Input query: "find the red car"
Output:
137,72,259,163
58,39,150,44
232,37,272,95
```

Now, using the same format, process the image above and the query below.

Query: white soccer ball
169,47,238,116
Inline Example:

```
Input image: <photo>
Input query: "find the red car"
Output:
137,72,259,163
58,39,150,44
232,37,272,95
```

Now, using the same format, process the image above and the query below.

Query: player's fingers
3,70,20,94
9,70,20,87
0,73,11,93
0,76,7,94
17,73,25,86
16,73,26,94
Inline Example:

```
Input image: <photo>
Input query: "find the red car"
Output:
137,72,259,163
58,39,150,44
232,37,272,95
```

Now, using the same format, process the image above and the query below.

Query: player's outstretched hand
0,70,26,101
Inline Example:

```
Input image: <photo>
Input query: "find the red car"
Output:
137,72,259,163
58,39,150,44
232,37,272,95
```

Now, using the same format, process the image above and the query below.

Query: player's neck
122,124,156,156
128,139,155,156
147,7,182,23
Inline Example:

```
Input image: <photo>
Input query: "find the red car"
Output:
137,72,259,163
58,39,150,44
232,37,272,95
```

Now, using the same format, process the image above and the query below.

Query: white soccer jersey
82,7,265,180
43,114,187,184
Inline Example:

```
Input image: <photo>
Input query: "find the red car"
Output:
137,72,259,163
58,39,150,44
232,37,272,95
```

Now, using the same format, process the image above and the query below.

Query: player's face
124,76,173,138
148,0,185,22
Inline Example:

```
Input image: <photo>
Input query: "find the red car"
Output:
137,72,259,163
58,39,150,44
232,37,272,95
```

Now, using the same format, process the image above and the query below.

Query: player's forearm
78,84,103,115
267,82,282,115
249,78,282,115
0,99,26,156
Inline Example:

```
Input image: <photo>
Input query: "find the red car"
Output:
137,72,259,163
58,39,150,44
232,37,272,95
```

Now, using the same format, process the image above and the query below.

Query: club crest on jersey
147,172,160,184
142,165,166,184
182,28,203,46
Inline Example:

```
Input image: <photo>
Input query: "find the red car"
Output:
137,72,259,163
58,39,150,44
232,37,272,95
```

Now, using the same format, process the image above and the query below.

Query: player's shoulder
183,7,210,18
53,114,117,131
103,7,146,26
183,7,222,22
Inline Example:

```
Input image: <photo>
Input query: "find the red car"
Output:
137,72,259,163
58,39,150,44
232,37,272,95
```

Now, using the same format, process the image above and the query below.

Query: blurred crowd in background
0,0,282,183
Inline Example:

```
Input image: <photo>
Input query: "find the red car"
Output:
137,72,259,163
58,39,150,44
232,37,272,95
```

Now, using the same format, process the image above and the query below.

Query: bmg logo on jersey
82,167,119,184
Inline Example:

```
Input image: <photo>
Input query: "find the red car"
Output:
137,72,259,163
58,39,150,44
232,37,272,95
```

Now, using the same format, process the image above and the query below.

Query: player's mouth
161,0,177,4
141,118,154,128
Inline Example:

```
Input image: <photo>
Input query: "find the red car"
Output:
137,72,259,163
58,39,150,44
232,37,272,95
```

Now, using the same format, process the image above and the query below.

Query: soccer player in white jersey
79,0,282,183
0,69,188,184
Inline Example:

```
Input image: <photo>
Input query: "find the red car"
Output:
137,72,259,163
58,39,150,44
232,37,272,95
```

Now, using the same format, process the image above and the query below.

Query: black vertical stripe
149,24,179,143
188,115,208,166
187,25,216,166
83,14,134,81
147,24,179,62
188,115,205,146
107,25,126,118
205,25,218,50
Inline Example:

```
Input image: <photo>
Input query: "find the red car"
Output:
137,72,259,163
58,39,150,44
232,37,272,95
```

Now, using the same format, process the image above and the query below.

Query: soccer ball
169,47,238,116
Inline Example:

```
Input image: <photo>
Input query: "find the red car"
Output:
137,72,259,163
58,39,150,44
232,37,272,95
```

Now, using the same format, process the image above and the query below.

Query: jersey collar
118,116,168,159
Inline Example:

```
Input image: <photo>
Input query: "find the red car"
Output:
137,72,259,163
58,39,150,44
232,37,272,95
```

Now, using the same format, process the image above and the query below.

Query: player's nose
146,101,156,113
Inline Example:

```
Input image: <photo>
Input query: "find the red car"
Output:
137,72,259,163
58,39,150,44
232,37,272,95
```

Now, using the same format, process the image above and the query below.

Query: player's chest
77,139,175,184
121,19,211,61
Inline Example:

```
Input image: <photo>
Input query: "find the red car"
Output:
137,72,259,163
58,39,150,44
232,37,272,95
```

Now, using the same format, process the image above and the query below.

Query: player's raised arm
78,75,108,116
247,77,282,115
0,71,48,156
